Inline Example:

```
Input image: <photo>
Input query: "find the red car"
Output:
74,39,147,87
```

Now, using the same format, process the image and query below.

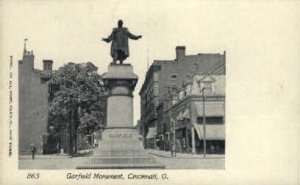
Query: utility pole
171,97,176,157
166,87,176,157
202,87,207,158
161,86,177,157
167,86,177,157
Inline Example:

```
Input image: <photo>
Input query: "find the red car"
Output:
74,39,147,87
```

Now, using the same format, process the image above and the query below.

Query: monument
102,19,142,65
77,20,164,169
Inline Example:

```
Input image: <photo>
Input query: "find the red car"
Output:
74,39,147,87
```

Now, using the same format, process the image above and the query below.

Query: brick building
18,45,53,154
139,46,225,149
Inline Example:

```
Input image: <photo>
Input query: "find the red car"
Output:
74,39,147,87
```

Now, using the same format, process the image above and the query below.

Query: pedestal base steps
76,128,165,169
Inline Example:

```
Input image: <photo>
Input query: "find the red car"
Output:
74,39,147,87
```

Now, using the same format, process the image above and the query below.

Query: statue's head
118,20,123,28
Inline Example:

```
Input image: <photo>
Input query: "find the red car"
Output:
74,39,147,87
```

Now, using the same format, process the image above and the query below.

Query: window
171,85,178,93
41,77,48,84
202,82,212,94
171,74,177,80
197,116,224,124
193,63,199,70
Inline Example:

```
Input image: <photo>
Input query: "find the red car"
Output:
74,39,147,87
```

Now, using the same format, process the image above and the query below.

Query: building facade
139,46,225,152
161,74,225,154
18,47,53,154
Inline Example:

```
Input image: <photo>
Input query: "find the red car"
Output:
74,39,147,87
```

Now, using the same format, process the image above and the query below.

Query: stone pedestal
77,64,164,169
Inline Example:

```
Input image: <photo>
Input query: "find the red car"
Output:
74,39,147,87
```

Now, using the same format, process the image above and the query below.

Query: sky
1,0,299,125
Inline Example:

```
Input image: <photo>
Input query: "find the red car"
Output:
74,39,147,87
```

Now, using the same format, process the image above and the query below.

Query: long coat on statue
105,27,140,61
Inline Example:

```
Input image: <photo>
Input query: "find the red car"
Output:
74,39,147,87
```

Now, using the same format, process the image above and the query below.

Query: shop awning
195,103,224,117
146,127,157,139
194,124,225,140
182,108,190,119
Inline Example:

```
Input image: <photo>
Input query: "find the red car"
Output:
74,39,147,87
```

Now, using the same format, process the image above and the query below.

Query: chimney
21,50,34,70
176,46,186,62
43,60,53,71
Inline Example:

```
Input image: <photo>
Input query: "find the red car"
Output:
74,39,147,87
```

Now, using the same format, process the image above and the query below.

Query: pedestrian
94,138,98,148
210,145,215,154
172,144,176,157
56,143,60,153
30,144,36,160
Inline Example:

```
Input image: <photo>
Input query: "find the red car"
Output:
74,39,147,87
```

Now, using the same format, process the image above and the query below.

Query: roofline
139,64,161,95
164,94,225,113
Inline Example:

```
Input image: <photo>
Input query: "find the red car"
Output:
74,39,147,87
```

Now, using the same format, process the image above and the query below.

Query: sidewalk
19,153,70,160
19,148,94,160
146,149,225,159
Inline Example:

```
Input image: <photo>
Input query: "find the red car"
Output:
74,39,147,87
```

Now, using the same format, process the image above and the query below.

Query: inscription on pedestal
109,133,133,139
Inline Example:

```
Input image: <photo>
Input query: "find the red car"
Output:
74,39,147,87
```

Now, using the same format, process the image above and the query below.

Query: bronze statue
102,20,142,64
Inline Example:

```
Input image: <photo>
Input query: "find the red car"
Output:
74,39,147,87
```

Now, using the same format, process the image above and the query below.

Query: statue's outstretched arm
128,31,142,40
102,32,113,43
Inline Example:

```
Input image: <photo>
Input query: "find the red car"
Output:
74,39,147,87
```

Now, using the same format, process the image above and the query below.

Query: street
152,155,224,169
19,150,224,170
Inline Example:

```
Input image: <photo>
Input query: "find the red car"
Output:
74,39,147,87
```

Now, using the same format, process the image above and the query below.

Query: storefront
145,127,157,149
193,124,225,154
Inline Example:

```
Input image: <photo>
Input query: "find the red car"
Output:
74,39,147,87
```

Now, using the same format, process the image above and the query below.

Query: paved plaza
19,149,224,170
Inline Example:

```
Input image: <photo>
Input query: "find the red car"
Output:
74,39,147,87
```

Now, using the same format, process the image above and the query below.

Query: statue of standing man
102,20,142,64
